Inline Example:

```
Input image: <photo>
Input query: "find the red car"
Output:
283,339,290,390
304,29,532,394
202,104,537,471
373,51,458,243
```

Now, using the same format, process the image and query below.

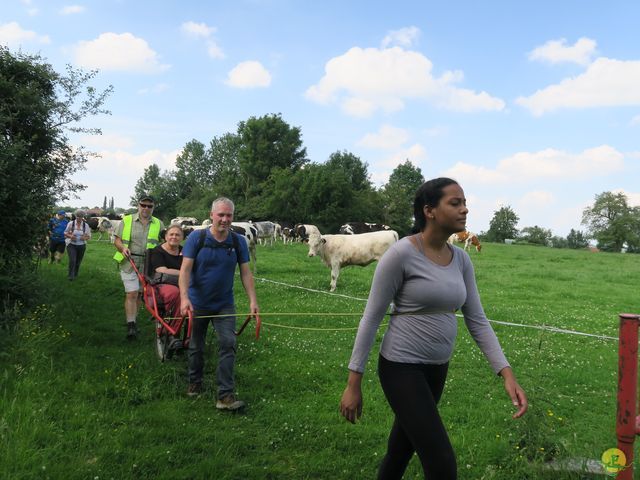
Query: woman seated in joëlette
148,224,184,319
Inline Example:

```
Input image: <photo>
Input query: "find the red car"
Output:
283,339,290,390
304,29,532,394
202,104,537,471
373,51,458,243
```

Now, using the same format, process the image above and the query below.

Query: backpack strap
193,229,242,266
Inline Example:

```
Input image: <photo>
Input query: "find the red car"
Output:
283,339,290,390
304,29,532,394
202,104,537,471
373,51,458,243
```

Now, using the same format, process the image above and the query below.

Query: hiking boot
216,394,245,411
126,322,138,340
187,383,202,397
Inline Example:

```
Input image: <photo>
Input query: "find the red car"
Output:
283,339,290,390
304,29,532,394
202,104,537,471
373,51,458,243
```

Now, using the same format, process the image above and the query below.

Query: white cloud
518,190,554,208
207,41,225,59
357,125,409,149
529,37,597,66
445,145,624,185
79,133,135,149
225,61,271,88
517,57,640,115
306,46,505,117
381,26,420,48
137,83,169,95
181,21,215,38
60,5,86,15
631,115,640,126
368,145,427,186
73,32,170,73
0,22,50,47
181,21,225,59
76,148,180,208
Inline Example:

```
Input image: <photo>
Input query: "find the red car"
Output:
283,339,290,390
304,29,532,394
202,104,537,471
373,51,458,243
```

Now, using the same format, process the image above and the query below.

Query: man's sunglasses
139,203,154,209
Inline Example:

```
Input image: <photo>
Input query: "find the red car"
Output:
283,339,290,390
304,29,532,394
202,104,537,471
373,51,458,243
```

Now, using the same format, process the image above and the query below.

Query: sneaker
187,383,202,397
126,323,138,340
216,394,245,411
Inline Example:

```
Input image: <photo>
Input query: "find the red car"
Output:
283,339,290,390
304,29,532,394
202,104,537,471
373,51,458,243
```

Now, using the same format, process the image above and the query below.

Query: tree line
132,113,425,236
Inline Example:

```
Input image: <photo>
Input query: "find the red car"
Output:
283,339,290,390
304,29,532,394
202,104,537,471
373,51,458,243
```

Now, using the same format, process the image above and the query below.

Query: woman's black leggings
377,355,456,480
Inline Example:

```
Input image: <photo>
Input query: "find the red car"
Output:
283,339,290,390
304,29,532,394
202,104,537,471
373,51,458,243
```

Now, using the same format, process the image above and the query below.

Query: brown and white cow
448,230,482,252
307,230,399,292
339,222,391,235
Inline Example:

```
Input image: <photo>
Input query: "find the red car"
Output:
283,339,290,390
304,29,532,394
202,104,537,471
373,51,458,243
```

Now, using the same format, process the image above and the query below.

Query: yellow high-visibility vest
113,214,161,263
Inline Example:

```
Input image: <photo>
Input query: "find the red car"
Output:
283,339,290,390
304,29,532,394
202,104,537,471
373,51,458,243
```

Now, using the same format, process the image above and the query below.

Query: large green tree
486,206,519,242
520,225,552,246
131,164,178,220
236,114,308,214
0,47,111,309
582,191,640,252
566,229,589,249
381,160,424,236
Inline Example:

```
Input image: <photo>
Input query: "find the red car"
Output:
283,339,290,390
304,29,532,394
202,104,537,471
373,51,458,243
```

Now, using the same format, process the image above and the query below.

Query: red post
616,313,640,479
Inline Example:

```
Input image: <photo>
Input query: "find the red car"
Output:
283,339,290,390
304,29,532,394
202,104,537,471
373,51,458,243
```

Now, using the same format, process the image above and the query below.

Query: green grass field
1,239,638,479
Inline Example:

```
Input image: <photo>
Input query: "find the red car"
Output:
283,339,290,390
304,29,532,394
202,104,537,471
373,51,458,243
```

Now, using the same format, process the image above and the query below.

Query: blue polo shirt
182,229,250,311
48,217,69,242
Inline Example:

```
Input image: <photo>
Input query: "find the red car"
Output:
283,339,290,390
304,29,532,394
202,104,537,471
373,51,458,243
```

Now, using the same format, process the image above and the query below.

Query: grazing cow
307,230,399,292
170,216,199,227
282,227,296,244
294,224,321,243
339,222,391,235
230,222,258,273
448,231,482,253
252,221,279,246
87,216,112,241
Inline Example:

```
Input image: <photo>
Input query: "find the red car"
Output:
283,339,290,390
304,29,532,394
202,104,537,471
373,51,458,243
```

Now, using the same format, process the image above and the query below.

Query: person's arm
179,257,194,316
155,266,181,276
64,222,73,239
239,262,259,315
460,252,528,418
83,223,91,241
114,235,130,258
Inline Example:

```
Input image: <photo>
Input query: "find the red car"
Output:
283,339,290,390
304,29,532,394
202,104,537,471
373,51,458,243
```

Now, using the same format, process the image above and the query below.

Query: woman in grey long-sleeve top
340,178,528,480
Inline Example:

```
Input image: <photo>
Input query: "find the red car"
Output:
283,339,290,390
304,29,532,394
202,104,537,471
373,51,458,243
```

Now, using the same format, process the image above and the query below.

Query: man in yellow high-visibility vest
113,194,164,339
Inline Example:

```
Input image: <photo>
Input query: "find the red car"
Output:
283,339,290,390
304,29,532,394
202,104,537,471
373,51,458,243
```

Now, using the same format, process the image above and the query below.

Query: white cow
170,216,199,227
307,230,399,292
108,219,122,243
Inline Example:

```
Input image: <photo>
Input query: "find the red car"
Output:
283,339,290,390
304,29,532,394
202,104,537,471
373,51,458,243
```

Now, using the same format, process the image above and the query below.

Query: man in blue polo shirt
48,210,69,264
179,197,259,411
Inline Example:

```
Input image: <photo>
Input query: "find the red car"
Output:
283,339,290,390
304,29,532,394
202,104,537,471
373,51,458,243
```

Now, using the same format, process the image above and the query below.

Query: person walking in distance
48,210,68,264
64,209,91,281
340,178,527,479
113,194,164,340
179,197,259,411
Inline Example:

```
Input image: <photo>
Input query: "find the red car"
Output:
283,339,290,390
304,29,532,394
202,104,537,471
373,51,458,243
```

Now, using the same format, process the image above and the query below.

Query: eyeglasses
139,203,154,209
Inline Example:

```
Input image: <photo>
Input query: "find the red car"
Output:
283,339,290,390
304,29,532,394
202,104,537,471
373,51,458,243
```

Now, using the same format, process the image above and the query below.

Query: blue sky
3,0,639,235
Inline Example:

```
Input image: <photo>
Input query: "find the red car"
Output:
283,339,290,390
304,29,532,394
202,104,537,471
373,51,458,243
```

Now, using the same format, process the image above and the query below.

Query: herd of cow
81,215,482,292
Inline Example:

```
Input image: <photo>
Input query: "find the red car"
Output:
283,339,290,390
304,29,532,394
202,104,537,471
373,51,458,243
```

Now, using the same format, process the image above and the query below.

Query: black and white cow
170,216,199,227
252,221,279,246
338,222,391,235
230,222,258,273
87,216,112,241
294,224,321,243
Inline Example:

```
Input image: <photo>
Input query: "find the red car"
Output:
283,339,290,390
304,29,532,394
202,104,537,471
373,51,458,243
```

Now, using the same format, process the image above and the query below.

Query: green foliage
381,160,424,235
566,229,589,249
131,164,179,221
520,225,552,246
0,46,111,313
486,206,519,243
581,191,640,252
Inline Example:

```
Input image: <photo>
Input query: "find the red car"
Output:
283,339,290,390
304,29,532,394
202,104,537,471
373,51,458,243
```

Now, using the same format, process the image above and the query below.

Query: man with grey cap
113,194,164,339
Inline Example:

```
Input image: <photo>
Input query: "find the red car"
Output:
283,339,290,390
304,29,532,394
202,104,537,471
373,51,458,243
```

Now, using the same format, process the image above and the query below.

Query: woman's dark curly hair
412,177,459,233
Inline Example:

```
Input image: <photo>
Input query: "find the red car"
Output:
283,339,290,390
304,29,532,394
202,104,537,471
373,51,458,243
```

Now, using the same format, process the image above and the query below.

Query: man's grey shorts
120,270,141,293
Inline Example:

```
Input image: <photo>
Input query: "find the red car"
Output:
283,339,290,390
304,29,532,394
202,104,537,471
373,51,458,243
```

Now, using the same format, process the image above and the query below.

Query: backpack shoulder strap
230,231,242,266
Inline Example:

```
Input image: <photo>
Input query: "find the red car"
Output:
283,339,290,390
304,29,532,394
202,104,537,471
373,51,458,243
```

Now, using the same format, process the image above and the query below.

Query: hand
501,368,528,419
340,385,363,424
250,302,259,316
180,298,193,317
121,247,130,258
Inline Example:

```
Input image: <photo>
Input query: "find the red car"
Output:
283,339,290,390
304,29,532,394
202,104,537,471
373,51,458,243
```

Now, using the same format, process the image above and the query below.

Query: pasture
1,239,638,479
